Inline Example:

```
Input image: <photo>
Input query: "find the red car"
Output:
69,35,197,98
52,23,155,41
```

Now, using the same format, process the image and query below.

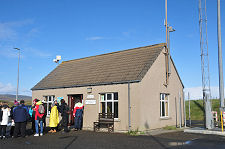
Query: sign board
85,100,96,105
87,94,94,99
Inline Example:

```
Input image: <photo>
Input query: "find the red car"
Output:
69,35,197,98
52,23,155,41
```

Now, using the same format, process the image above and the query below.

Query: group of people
0,98,84,139
31,98,84,136
0,100,29,139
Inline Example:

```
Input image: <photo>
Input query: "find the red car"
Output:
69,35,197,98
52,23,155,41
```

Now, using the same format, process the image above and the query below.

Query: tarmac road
0,130,225,149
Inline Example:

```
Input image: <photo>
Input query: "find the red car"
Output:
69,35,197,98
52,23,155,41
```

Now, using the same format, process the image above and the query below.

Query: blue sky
0,0,224,99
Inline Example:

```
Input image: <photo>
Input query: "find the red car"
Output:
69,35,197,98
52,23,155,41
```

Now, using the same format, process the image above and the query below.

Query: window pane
114,102,118,118
165,95,168,101
44,96,47,102
101,102,105,113
165,101,168,116
107,102,112,113
101,94,105,101
162,94,164,101
48,103,52,115
162,101,165,117
114,93,118,101
160,101,162,117
107,94,112,101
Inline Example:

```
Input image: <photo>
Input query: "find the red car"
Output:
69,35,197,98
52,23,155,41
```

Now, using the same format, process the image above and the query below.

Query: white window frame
99,92,118,119
43,95,55,117
160,93,169,118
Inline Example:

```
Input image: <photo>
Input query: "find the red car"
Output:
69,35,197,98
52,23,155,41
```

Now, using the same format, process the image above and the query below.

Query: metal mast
198,0,214,129
217,0,224,108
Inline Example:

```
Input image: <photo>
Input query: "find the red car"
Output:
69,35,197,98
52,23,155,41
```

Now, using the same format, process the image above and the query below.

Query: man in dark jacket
60,99,69,132
13,100,29,138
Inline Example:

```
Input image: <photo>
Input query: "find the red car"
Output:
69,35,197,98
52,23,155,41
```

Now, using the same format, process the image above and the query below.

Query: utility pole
183,91,186,128
164,0,175,85
198,0,214,129
168,26,175,75
165,0,169,85
217,0,224,109
14,48,20,101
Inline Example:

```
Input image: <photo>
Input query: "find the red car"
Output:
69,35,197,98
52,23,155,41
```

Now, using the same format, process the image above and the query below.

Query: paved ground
0,128,225,149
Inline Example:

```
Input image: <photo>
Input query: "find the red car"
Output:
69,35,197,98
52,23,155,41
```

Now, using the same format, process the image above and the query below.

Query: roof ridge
61,43,166,65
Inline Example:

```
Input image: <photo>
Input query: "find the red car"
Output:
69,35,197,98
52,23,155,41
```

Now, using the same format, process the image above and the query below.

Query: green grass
127,128,145,136
163,125,177,130
185,99,220,120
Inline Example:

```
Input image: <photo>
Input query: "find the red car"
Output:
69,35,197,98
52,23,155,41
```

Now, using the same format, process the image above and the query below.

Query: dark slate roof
32,43,166,90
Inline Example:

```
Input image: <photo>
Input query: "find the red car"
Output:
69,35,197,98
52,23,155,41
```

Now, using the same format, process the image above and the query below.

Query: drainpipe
128,83,131,131
179,92,182,128
175,97,177,127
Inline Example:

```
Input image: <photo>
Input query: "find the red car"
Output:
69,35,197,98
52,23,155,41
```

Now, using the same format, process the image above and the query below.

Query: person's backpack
38,104,45,114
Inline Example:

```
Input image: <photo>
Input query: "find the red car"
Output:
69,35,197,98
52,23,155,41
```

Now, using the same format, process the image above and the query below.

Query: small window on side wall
160,93,169,118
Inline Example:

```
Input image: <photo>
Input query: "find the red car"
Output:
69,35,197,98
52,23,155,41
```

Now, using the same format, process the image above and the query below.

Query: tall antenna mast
165,0,169,86
198,0,214,129
164,0,175,86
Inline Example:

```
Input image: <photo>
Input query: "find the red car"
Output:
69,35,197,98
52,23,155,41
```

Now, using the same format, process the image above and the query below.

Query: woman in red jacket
34,101,45,136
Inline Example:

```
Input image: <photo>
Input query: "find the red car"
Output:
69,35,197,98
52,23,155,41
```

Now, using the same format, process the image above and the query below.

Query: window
43,95,55,116
100,93,118,118
160,93,169,118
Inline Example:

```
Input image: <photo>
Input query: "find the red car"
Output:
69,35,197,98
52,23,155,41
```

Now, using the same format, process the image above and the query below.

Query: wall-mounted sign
87,94,94,99
87,88,92,93
85,100,96,105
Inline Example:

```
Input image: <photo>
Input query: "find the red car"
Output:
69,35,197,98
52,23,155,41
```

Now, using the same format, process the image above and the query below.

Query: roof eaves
170,57,184,88
31,80,140,91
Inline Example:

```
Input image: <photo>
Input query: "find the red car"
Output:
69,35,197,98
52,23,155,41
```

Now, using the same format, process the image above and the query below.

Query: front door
68,94,83,125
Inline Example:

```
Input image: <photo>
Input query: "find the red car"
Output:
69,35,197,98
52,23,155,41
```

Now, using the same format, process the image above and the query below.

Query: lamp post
14,48,20,101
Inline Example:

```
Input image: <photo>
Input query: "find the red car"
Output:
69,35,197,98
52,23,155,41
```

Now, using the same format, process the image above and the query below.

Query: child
0,104,10,139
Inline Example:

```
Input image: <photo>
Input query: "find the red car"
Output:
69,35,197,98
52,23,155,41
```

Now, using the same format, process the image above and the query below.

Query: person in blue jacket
13,100,29,138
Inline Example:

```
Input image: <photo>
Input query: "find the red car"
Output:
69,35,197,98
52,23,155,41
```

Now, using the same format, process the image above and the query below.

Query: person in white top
0,104,10,139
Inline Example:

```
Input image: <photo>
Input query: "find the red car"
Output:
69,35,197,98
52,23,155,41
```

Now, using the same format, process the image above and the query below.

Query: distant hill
0,94,32,102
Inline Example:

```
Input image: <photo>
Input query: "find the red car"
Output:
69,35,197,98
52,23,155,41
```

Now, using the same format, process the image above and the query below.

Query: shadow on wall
145,121,150,130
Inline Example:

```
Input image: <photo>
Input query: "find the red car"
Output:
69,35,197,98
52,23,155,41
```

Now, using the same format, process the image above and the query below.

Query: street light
14,48,20,101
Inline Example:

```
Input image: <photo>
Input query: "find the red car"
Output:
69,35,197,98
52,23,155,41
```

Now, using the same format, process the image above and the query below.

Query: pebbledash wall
32,47,184,132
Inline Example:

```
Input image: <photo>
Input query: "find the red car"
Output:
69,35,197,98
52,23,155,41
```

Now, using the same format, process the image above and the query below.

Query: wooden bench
93,113,114,132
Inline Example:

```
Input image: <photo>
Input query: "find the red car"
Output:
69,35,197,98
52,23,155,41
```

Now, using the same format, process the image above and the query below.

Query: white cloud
26,28,39,38
26,47,52,58
184,86,220,100
0,24,17,40
0,82,31,96
0,45,18,58
0,82,15,94
0,19,34,41
86,36,104,41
